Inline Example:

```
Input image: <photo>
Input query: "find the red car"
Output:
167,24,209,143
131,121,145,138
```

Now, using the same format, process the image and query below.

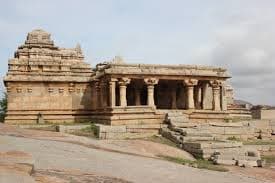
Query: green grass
29,125,57,132
60,121,93,125
69,124,98,138
158,155,228,172
231,117,252,122
261,155,275,166
28,122,98,138
143,135,177,148
226,136,241,141
158,155,195,165
243,140,275,145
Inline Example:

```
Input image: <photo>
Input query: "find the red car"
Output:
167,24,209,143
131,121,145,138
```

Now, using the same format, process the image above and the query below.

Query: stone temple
4,29,249,128
4,30,271,167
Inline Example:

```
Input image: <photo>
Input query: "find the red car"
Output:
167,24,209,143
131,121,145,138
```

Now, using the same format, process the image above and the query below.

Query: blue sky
0,0,275,105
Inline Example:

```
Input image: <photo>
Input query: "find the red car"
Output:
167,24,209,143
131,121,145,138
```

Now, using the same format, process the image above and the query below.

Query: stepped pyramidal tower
4,29,94,123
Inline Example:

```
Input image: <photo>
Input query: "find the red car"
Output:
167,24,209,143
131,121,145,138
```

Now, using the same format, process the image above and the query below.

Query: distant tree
0,92,7,122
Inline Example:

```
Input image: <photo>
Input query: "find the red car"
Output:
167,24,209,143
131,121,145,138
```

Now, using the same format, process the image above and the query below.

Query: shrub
0,92,7,122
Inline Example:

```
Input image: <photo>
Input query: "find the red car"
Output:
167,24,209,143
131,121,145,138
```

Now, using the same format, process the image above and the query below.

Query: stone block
237,160,258,167
96,124,127,133
56,124,91,133
170,122,198,128
246,149,260,158
213,159,236,166
257,159,265,167
182,136,214,142
209,122,243,127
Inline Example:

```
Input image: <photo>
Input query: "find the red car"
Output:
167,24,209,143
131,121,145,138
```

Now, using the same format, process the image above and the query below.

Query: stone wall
5,82,94,124
252,109,275,120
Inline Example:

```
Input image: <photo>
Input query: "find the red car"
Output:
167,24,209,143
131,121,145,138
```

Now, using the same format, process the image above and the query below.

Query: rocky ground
0,123,274,183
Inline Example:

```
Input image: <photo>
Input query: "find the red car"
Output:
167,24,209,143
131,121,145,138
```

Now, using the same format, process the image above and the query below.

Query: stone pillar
221,85,227,111
210,80,222,111
194,86,202,109
144,78,159,107
213,87,221,111
171,88,177,109
201,82,208,109
118,78,131,107
183,79,198,110
91,81,98,110
187,86,195,109
134,88,141,105
95,81,101,109
109,78,117,107
100,81,107,108
198,87,202,107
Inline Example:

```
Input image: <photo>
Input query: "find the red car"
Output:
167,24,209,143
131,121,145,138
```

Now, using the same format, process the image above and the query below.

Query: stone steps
171,127,212,136
181,136,215,142
169,122,198,128
161,112,264,167
211,147,262,167
182,141,243,159
183,141,243,149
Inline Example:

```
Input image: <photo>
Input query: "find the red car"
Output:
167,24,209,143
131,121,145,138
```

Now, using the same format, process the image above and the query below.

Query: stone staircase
161,112,263,167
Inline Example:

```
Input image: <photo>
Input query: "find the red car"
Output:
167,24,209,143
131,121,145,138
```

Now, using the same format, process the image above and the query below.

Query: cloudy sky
0,0,274,105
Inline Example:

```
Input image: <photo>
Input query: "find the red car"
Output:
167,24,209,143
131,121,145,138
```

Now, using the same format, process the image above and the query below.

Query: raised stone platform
92,106,165,126
96,123,167,139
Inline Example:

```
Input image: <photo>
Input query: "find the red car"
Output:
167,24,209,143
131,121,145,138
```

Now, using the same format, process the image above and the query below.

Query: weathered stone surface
0,151,35,183
213,159,236,166
56,124,91,133
96,124,127,133
162,115,263,167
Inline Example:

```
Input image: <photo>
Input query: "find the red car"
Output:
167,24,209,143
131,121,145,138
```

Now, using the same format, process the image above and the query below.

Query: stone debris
161,112,265,167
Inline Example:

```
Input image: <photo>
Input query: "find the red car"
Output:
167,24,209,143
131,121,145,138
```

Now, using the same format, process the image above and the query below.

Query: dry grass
261,155,275,166
158,155,228,172
143,135,178,148
69,124,98,138
243,140,275,145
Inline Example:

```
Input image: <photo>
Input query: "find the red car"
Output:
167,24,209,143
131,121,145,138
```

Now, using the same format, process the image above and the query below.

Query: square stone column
95,81,101,109
109,78,117,107
183,79,198,110
194,86,202,109
213,87,221,111
144,78,159,107
221,84,227,111
134,88,141,105
201,82,209,109
118,78,131,107
171,88,177,109
91,81,99,110
100,81,108,108
210,80,222,111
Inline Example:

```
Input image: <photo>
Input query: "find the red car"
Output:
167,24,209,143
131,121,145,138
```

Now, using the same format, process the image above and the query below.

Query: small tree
0,92,7,122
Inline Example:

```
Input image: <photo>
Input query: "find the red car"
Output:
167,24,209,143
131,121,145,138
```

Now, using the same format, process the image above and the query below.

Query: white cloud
0,0,275,105
192,14,275,105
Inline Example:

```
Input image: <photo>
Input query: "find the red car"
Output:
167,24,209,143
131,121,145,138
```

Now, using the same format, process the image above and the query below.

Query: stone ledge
95,124,160,139
56,124,91,133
